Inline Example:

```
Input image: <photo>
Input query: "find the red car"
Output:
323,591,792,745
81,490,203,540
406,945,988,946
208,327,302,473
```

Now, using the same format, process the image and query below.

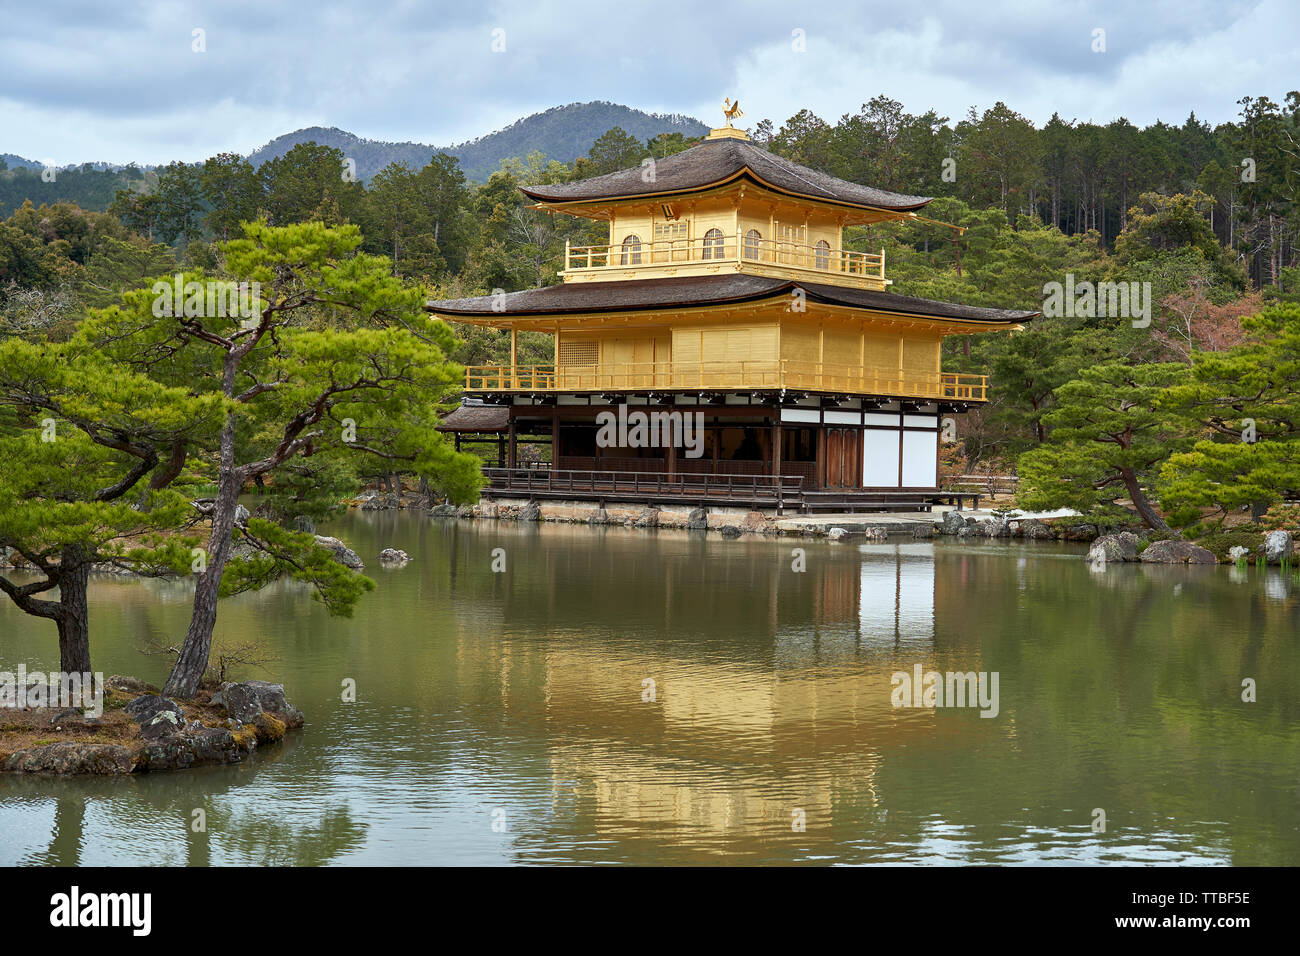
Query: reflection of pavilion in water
444,532,963,856
443,525,938,659
775,543,937,662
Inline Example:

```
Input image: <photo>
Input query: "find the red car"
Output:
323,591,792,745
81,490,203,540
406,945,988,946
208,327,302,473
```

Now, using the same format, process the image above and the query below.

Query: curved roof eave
426,275,1036,326
521,168,931,215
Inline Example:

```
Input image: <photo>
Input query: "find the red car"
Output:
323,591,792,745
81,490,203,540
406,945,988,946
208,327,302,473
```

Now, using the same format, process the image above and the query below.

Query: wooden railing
465,365,558,391
565,234,885,281
483,466,804,509
482,467,974,513
942,474,1020,497
464,361,988,401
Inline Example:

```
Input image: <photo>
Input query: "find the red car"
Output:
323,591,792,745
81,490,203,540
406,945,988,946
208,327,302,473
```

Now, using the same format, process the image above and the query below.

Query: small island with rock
1,677,303,776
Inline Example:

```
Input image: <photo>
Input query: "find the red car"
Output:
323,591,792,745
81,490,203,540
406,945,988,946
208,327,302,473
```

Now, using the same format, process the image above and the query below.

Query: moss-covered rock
253,712,287,743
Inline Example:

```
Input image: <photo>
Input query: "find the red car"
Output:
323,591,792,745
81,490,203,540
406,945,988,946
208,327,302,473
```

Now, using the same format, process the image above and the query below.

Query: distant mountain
245,101,709,182
0,155,136,173
1,154,41,170
444,102,708,180
0,102,708,213
245,128,432,181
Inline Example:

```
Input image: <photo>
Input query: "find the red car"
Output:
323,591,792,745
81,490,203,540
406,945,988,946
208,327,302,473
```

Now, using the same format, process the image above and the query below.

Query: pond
2,512,1297,865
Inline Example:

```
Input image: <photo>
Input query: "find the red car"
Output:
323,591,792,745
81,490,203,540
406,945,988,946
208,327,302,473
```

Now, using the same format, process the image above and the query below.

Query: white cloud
0,0,1295,165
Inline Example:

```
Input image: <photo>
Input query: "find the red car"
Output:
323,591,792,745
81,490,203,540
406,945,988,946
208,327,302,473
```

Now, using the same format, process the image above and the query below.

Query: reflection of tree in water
215,806,365,866
143,736,366,867
8,733,365,867
26,795,86,866
3,773,125,867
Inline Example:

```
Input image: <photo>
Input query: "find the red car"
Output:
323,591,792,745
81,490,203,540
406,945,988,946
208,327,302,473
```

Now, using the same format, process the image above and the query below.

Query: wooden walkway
480,468,978,514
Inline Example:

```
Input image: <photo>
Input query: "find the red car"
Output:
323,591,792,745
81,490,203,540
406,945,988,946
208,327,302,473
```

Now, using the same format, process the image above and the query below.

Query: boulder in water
1263,529,1293,564
1138,539,1216,564
315,535,364,569
1086,532,1141,563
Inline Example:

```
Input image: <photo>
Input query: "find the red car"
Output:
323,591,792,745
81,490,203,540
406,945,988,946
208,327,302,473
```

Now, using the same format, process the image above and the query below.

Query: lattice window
653,221,688,262
701,228,725,260
814,239,831,270
620,234,642,265
559,340,598,366
653,221,687,243
776,222,805,264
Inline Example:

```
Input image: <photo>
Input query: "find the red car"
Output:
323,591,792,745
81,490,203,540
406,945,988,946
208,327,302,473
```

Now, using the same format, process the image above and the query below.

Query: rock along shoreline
425,499,1296,566
1,677,304,776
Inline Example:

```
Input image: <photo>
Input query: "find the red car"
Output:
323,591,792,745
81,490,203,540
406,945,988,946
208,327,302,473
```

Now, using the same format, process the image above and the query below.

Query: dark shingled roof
428,275,1036,325
520,137,931,211
436,404,509,432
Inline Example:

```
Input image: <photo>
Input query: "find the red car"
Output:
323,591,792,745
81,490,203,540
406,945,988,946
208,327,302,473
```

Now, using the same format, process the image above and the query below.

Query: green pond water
1,512,1297,865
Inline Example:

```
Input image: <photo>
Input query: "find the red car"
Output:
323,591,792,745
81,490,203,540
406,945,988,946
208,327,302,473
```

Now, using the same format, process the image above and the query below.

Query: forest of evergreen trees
2,90,1298,536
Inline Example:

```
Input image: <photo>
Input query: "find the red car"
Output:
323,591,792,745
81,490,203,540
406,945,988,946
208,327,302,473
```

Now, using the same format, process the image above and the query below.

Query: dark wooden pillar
667,407,677,480
771,420,782,478
815,426,826,490
507,421,517,469
551,412,559,471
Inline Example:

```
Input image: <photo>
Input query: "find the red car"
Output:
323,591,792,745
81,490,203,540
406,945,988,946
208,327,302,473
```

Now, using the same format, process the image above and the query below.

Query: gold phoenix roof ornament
722,98,744,127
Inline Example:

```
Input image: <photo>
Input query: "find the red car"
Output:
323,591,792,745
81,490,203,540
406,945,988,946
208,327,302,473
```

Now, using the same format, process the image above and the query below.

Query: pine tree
0,340,219,672
1016,363,1192,529
79,220,483,697
1159,302,1300,524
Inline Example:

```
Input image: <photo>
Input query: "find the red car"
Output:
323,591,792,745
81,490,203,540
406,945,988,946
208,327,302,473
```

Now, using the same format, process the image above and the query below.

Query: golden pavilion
427,112,1035,512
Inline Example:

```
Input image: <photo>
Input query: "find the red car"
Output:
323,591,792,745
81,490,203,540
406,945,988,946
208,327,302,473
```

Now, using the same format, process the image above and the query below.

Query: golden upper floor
431,278,1035,402
523,126,933,292
425,119,1038,401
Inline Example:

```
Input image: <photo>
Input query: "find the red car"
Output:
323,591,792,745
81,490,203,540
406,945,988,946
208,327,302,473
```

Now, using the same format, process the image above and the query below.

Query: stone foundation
429,496,1109,542
462,499,789,535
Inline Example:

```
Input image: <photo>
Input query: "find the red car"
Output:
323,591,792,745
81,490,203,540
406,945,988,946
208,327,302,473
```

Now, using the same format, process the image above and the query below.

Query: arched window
814,239,831,270
620,234,642,265
702,228,725,260
743,229,762,260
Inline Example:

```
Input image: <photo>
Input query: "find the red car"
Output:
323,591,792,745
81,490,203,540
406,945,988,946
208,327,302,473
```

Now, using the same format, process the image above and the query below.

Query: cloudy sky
2,0,1297,166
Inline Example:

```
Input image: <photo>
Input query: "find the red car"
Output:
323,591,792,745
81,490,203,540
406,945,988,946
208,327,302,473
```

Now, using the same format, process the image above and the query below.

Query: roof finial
722,97,745,128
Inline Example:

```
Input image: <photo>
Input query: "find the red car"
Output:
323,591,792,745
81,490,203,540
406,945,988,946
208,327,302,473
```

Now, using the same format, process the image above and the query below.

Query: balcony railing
464,361,987,401
564,234,885,282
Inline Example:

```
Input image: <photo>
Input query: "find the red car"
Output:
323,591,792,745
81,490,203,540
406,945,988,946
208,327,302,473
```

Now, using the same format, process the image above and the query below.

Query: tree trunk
54,557,91,675
1120,466,1169,531
1269,216,1278,286
163,411,240,699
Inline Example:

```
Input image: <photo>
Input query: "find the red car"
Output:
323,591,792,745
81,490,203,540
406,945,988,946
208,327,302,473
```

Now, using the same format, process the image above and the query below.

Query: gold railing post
509,330,518,390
